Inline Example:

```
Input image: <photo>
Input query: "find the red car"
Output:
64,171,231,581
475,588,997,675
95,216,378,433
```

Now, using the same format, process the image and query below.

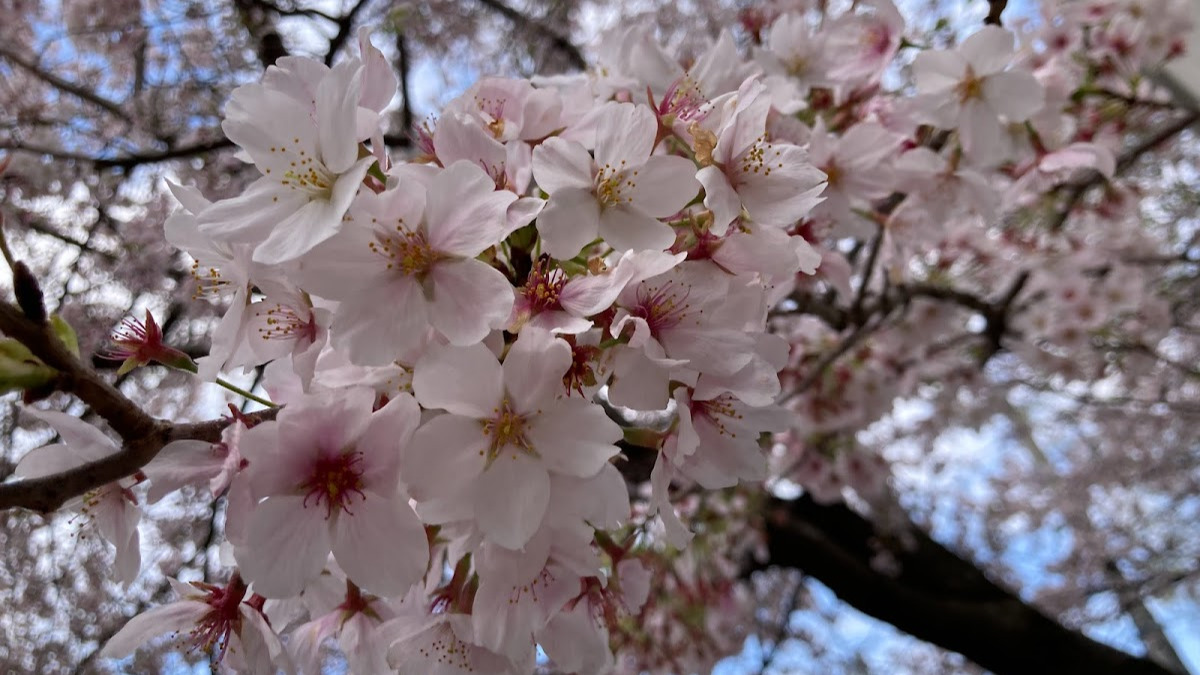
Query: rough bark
755,495,1176,675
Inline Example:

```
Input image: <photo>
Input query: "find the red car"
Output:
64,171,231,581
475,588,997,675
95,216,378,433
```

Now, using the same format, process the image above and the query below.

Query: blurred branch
234,0,291,66
0,138,235,170
324,0,375,66
0,45,132,123
1105,561,1191,675
475,0,587,71
1050,110,1200,231
984,0,1008,26
395,30,415,139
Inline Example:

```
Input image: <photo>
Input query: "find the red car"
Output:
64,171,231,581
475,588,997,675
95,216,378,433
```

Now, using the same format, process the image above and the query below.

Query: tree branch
755,495,1178,675
0,138,234,169
475,0,587,71
0,45,133,123
984,0,1008,26
324,0,374,66
1050,110,1200,231
0,300,273,512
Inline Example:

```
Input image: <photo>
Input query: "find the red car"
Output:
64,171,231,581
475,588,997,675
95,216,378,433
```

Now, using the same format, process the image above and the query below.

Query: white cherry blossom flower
695,78,826,235
15,409,142,585
912,26,1045,163
532,102,699,259
297,160,518,365
100,573,291,674
405,328,622,550
199,59,376,264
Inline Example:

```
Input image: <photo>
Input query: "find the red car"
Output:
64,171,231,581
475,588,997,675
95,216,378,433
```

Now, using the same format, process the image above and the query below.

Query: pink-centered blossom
100,573,291,674
235,389,427,598
695,78,826,235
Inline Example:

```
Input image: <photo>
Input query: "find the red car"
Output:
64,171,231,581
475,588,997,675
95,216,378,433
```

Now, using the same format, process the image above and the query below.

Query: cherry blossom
405,328,622,549
235,390,427,597
198,59,376,264
297,160,518,364
15,409,142,585
532,101,699,258
912,26,1046,162
694,78,826,234
100,572,291,673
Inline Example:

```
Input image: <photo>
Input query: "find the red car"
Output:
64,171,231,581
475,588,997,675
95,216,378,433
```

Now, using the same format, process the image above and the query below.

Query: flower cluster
13,0,1197,671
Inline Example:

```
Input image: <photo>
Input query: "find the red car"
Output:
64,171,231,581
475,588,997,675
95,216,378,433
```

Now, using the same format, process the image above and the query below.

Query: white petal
143,440,222,503
982,71,1044,121
112,524,142,586
332,279,430,366
253,199,342,265
475,455,550,550
333,492,428,596
594,102,656,168
626,155,699,218
557,263,637,317
1041,142,1115,178
661,326,755,375
650,456,693,547
238,495,333,598
357,393,421,495
503,328,572,412
607,348,670,410
22,409,117,461
536,187,602,260
317,61,364,174
198,177,308,244
738,144,827,227
912,50,968,94
959,99,1004,163
427,258,515,346
404,414,489,500
14,444,82,480
100,600,210,658
433,113,506,168
960,25,1015,75
598,204,675,252
528,399,621,477
531,137,594,195
426,161,517,256
697,165,742,235
412,341,503,417
540,604,612,675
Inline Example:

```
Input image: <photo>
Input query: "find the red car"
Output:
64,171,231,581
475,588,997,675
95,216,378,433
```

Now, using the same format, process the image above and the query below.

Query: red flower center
302,451,367,518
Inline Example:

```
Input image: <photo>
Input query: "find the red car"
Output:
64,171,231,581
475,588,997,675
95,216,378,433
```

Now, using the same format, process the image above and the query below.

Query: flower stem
214,377,277,408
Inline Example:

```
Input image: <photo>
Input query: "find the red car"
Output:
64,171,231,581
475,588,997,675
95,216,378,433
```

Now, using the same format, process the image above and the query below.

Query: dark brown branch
0,45,133,123
475,0,587,71
93,138,235,169
0,300,274,512
324,0,374,66
395,30,415,140
754,495,1177,675
0,138,234,170
984,0,1008,26
1050,110,1200,231
234,0,291,67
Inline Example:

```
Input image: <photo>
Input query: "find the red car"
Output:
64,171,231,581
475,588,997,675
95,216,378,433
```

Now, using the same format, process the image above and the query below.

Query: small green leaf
0,338,57,393
50,314,79,357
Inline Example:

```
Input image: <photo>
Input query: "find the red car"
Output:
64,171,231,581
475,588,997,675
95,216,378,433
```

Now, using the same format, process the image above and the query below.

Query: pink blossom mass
1,3,1198,674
